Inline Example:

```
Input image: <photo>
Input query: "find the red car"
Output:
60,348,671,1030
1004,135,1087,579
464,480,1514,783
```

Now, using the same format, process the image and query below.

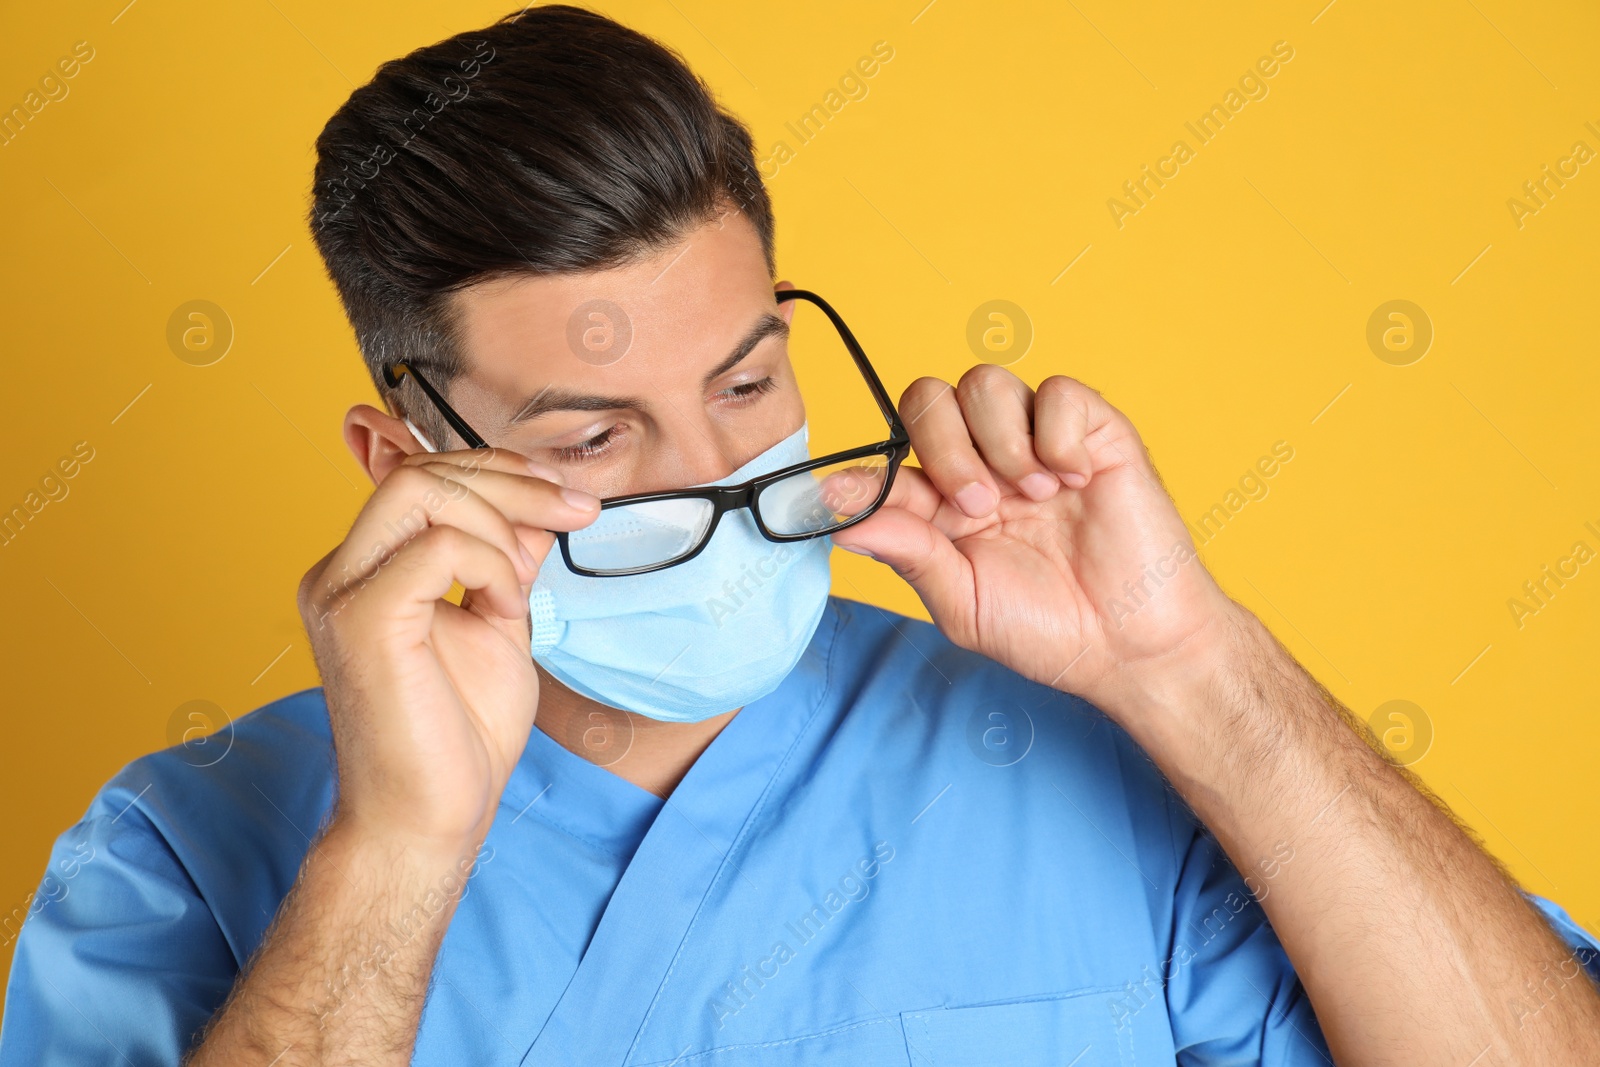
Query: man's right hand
188,450,599,1065
296,448,600,853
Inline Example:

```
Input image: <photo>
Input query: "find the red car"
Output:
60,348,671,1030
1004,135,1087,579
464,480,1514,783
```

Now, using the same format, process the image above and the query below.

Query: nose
646,415,754,491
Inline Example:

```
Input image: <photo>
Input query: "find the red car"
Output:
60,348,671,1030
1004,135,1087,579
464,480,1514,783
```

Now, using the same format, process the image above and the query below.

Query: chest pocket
900,989,1178,1067
628,991,1177,1067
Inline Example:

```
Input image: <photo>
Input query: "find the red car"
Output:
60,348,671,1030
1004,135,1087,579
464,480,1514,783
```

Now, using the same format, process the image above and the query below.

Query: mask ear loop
403,416,439,454
528,587,562,654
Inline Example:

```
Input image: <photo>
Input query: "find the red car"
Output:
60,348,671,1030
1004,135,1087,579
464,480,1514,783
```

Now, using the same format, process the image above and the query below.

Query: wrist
1093,600,1284,777
322,809,487,888
190,808,483,1063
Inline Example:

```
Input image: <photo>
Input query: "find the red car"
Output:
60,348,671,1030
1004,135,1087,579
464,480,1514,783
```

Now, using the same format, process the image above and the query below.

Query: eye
552,424,625,462
717,377,778,404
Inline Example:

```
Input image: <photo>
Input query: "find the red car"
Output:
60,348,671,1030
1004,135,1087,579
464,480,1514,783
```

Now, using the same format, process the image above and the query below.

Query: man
2,5,1597,1065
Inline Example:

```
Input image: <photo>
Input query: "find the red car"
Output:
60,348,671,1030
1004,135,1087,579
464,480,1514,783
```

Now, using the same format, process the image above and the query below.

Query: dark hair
307,4,775,449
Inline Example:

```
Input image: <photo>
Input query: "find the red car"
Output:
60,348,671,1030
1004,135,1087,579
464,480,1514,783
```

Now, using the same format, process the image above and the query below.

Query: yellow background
3,0,1598,1004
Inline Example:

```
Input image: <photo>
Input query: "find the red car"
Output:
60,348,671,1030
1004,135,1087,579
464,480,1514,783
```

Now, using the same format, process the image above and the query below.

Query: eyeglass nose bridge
707,482,760,507
656,479,785,559
595,481,759,515
688,481,764,543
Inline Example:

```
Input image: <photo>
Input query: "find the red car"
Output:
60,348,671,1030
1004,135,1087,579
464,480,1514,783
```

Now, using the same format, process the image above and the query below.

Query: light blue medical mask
525,425,833,723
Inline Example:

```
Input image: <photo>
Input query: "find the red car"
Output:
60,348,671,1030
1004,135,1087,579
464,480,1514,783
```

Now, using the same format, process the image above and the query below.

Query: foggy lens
565,497,715,574
758,456,889,536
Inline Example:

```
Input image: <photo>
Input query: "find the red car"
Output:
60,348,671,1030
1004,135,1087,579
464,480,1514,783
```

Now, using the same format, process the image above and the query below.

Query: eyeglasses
383,288,910,576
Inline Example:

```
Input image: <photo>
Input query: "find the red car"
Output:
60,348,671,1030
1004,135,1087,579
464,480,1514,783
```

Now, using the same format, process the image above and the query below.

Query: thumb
831,507,974,627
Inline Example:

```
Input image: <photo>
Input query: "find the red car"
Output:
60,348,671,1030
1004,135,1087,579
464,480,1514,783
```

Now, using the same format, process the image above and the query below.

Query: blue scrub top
3,596,1597,1065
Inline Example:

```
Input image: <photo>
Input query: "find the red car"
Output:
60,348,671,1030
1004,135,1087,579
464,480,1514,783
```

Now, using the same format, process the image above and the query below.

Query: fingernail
1062,471,1089,489
526,458,564,484
561,487,599,510
518,542,537,574
1019,472,1059,501
839,544,875,559
954,481,997,517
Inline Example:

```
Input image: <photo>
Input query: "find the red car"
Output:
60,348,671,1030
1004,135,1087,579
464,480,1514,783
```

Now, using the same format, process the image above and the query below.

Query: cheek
761,383,807,457
778,380,806,430
766,359,807,426
721,382,806,474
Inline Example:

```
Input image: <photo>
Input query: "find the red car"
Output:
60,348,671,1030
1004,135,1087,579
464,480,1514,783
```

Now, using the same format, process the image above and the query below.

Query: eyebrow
699,312,787,389
506,311,788,425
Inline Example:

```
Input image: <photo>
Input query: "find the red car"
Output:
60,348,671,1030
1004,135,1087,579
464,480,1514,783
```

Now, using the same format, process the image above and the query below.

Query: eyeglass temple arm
853,347,911,446
385,294,907,453
778,289,909,446
382,361,490,450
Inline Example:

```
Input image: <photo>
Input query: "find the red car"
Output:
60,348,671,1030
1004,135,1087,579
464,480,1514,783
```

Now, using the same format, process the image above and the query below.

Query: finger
828,505,975,631
383,524,530,623
397,446,566,487
1033,376,1120,488
406,461,598,532
878,463,945,521
309,523,528,635
860,464,1010,548
342,465,594,595
795,466,875,527
900,376,1000,519
875,464,993,544
407,461,596,565
308,484,534,630
342,463,537,589
955,364,1061,502
398,447,575,563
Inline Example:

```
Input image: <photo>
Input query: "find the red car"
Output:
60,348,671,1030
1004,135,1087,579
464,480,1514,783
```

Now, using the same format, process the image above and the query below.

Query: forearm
186,816,479,1066
1115,603,1600,1065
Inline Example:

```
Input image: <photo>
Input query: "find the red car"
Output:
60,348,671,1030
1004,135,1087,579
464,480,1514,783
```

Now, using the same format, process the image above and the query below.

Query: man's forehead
448,210,774,388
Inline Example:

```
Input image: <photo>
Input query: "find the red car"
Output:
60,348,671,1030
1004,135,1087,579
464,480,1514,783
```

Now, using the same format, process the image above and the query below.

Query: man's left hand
831,364,1235,711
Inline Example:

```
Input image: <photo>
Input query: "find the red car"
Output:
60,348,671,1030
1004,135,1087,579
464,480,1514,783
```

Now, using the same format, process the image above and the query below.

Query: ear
774,279,797,324
344,403,427,486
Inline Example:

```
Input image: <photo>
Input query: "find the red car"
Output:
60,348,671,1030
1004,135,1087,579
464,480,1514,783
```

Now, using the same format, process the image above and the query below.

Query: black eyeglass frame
383,288,911,577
